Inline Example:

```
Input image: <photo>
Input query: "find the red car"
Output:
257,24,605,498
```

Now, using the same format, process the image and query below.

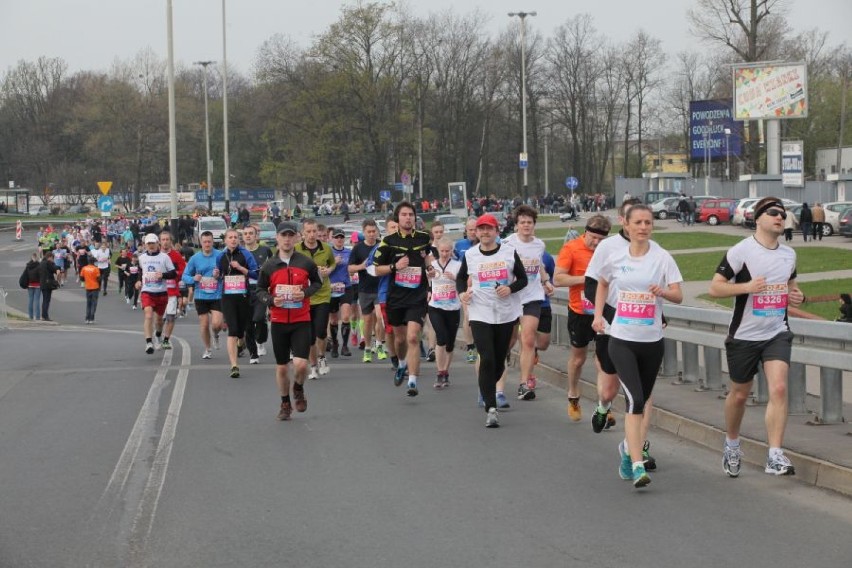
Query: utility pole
195,61,215,213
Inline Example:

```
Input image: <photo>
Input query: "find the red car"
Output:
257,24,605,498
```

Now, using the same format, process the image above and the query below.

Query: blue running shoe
477,393,485,408
632,463,651,488
394,365,407,387
618,441,632,480
496,392,511,409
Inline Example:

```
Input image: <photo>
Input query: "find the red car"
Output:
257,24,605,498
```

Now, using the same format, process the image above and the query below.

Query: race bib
129,266,139,275
275,284,303,309
331,281,346,298
165,279,177,289
350,272,360,284
142,272,162,285
477,260,509,288
522,257,541,278
431,282,458,307
199,276,218,292
753,284,788,317
615,291,656,326
223,275,247,295
580,292,595,315
395,266,422,288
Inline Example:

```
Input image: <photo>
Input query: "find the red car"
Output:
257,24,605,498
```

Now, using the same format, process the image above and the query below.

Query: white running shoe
202,349,212,360
765,451,795,476
256,343,267,356
485,408,500,428
308,366,319,380
318,357,330,376
212,333,220,350
250,357,259,365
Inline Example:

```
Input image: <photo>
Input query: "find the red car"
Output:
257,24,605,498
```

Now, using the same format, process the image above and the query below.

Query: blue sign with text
689,99,741,162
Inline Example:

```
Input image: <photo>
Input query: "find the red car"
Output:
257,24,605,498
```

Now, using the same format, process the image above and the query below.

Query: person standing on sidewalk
709,196,804,478
25,253,42,320
39,251,60,321
80,255,101,324
457,214,527,427
811,202,825,241
798,203,813,242
256,222,322,421
592,204,683,488
295,218,336,379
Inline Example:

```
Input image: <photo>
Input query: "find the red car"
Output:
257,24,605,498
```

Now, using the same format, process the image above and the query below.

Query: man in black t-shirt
348,219,382,362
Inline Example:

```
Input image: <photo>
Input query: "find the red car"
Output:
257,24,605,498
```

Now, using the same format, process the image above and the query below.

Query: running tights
608,337,664,414
470,320,516,412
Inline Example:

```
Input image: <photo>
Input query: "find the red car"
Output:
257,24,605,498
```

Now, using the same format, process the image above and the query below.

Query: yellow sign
97,181,113,195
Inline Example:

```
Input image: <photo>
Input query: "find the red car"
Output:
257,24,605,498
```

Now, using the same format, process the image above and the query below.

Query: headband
585,226,609,237
754,200,785,221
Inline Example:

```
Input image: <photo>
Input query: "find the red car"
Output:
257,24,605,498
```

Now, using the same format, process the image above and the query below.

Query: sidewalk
530,340,852,497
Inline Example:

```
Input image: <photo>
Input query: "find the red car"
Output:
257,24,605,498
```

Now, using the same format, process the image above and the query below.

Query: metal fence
548,301,851,424
0,287,8,330
616,178,840,205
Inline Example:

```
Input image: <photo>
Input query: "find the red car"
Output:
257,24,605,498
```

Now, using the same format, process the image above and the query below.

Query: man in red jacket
159,230,187,350
257,222,323,421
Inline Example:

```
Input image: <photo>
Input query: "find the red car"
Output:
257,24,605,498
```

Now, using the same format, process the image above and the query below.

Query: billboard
733,63,808,120
782,141,804,187
689,99,741,162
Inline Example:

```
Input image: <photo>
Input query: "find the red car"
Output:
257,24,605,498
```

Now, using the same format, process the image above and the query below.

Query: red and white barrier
15,220,23,241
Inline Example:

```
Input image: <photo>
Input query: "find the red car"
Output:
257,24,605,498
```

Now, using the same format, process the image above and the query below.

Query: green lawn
675,247,852,282
543,230,743,256
699,278,852,320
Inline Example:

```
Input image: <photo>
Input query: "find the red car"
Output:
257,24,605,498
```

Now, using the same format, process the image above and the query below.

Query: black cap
277,221,299,235
331,227,346,237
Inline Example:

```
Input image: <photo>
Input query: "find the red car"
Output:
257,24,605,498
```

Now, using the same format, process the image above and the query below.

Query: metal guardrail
548,297,851,424
0,287,8,330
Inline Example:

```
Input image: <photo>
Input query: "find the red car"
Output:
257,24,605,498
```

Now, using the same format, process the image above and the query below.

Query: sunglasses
764,209,787,220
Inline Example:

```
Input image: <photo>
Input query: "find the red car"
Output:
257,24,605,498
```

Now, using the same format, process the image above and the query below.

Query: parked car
742,198,800,228
65,204,92,214
819,201,852,237
697,198,738,225
732,198,760,226
650,197,680,220
838,207,852,238
29,205,50,216
239,220,278,244
642,190,680,205
193,216,229,247
434,214,466,235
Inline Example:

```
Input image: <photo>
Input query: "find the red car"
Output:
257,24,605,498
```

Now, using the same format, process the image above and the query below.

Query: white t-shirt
595,244,683,342
92,248,111,270
587,233,663,313
503,233,545,305
716,236,797,341
464,244,522,325
138,251,176,294
429,258,462,311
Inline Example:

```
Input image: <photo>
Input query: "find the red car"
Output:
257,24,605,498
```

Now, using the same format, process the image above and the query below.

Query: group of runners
125,196,802,489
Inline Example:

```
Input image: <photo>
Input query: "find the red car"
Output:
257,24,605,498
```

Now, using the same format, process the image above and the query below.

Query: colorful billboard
782,141,804,187
689,99,742,162
733,63,808,120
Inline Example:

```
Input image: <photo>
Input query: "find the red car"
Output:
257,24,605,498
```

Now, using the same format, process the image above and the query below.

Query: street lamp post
221,0,231,214
166,0,179,234
704,120,712,196
508,11,536,201
195,61,215,212
724,127,731,181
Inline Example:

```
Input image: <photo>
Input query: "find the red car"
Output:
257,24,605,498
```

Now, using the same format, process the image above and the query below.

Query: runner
709,196,804,477
348,219,382,363
115,249,131,297
217,228,259,378
158,230,187,351
295,219,335,379
328,227,354,358
373,202,434,396
504,205,553,401
554,214,612,423
124,253,141,309
242,224,274,364
136,233,177,354
428,237,461,389
80,254,101,324
371,217,398,369
91,240,112,296
457,214,527,427
256,221,323,421
534,249,556,382
423,220,445,363
182,231,225,359
454,217,479,363
591,204,683,488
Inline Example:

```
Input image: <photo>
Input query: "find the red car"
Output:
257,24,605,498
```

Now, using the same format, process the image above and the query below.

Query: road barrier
15,220,23,240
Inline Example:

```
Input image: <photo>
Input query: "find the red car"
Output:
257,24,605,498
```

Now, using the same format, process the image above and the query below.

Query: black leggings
470,320,516,412
244,291,269,357
608,337,664,415
427,307,460,352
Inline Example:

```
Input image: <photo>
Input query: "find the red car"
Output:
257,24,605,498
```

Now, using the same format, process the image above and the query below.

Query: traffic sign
97,181,113,195
379,190,391,202
97,195,114,213
565,176,579,191
519,152,528,169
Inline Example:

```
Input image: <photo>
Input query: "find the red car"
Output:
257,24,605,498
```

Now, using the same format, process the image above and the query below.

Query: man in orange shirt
80,255,101,324
554,214,612,425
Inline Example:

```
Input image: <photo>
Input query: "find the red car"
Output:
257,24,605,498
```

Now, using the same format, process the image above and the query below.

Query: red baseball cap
476,214,499,228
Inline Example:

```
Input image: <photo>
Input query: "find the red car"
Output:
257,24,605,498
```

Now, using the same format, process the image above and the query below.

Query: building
643,150,690,174
815,146,852,179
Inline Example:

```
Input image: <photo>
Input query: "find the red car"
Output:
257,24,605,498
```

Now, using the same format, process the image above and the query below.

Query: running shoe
393,365,407,387
330,344,339,359
376,344,388,360
567,397,582,422
485,408,500,428
126,297,130,304
202,349,212,360
318,357,330,376
765,451,795,476
618,441,632,480
362,349,373,363
161,338,172,350
496,392,511,409
340,344,351,357
145,341,154,355
308,366,319,380
477,393,485,408
229,366,240,379
351,334,359,347
632,464,651,488
466,348,477,364
359,340,365,350
250,357,259,365
426,348,436,362
257,343,267,357
642,440,657,471
293,387,307,412
723,444,744,478
132,305,138,310
237,339,245,358
212,333,220,350
591,407,609,433
153,336,161,350
434,373,445,390
277,401,293,421
517,382,536,401
406,380,419,397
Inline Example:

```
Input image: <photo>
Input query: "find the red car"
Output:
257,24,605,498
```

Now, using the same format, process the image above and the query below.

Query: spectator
24,253,42,320
784,207,795,241
838,293,852,323
811,203,825,241
799,203,813,242
39,251,60,321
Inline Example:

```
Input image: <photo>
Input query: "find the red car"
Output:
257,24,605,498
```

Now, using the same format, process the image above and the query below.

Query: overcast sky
1,0,849,76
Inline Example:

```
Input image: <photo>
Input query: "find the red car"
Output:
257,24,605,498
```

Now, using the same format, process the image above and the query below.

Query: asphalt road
1,238,851,568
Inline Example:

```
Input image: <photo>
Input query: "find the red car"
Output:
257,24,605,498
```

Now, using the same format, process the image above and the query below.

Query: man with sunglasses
710,196,805,478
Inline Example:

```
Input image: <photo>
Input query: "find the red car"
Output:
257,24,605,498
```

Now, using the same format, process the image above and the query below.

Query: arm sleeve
243,248,259,280
161,256,177,280
715,252,738,281
509,251,529,294
181,257,196,286
455,255,469,293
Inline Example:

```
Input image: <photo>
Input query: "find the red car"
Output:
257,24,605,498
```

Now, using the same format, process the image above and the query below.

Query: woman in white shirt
427,237,462,389
592,205,683,488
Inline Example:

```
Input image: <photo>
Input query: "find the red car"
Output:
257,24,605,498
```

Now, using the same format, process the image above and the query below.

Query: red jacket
164,248,187,297
256,251,322,324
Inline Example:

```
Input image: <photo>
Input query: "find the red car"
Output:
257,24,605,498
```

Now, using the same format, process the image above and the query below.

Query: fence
548,300,851,424
615,178,840,205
